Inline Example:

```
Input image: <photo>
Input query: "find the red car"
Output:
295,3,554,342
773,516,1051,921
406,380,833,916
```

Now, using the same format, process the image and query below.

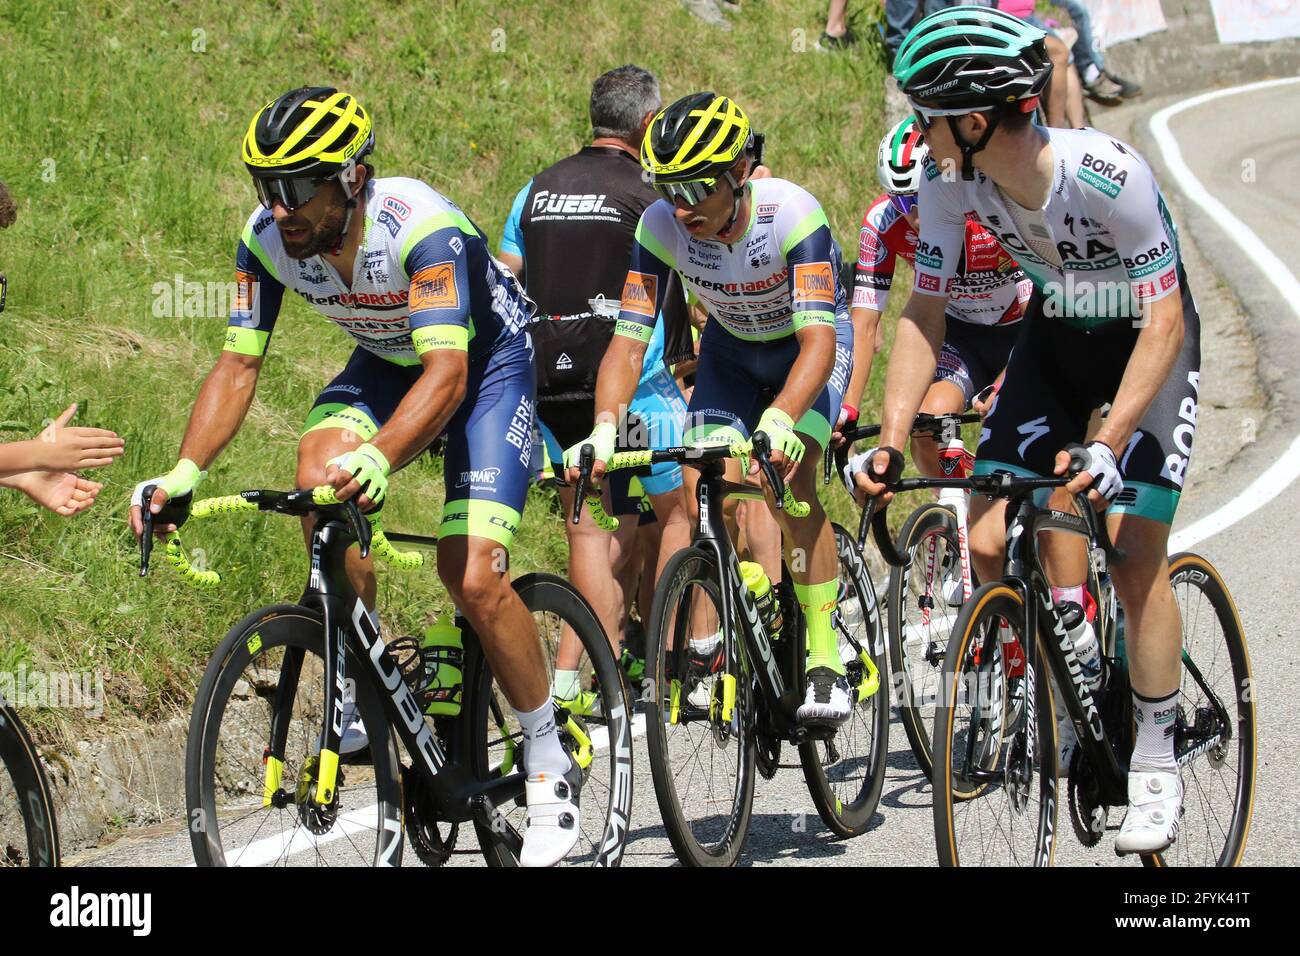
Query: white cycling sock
1131,689,1179,773
552,669,581,701
689,631,722,656
516,700,571,776
1050,584,1084,608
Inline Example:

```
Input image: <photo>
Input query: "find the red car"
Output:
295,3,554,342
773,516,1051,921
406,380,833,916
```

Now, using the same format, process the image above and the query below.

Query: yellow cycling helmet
242,87,374,210
641,92,764,208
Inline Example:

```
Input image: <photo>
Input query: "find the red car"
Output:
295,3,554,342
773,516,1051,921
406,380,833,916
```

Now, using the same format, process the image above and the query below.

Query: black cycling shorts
936,317,1021,406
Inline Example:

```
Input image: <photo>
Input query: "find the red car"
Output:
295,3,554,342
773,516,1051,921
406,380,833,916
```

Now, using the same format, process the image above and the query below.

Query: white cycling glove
1081,441,1124,502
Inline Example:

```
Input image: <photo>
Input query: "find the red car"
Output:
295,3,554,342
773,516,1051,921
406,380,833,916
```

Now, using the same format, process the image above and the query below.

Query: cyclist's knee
440,547,511,616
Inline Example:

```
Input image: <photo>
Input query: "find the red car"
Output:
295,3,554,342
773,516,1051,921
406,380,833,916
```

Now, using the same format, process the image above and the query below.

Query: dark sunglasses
252,174,332,212
652,177,721,206
890,194,918,215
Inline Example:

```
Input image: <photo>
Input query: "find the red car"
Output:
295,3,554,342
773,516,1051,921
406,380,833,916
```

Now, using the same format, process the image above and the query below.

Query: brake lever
751,432,786,511
342,497,372,560
571,444,594,525
139,483,158,576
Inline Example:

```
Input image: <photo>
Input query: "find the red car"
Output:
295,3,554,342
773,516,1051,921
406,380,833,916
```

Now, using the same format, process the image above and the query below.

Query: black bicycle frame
688,458,806,735
285,518,523,842
1003,493,1128,805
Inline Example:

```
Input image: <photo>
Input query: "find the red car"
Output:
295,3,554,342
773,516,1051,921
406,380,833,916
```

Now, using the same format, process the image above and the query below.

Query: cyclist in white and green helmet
861,5,1203,856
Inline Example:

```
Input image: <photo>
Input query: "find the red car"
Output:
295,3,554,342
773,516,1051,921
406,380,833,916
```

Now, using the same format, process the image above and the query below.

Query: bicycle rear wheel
799,525,889,837
0,702,60,867
933,583,1058,866
644,546,756,866
186,605,404,866
1143,553,1254,866
466,573,633,867
889,502,963,778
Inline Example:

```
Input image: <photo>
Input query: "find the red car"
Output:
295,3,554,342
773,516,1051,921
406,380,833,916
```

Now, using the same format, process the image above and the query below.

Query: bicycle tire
933,582,1058,866
798,524,890,837
644,546,756,866
0,701,60,867
186,604,404,867
1142,553,1255,867
889,502,963,778
466,572,634,867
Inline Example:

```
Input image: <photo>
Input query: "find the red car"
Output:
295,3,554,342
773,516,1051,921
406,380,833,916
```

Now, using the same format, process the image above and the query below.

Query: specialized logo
382,196,411,222
411,262,459,312
621,271,657,316
555,352,573,370
793,262,835,301
1016,415,1050,459
456,467,501,487
1038,587,1105,742
1076,153,1129,198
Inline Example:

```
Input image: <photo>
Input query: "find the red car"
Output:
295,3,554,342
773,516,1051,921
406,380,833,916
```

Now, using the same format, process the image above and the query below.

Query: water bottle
740,561,782,643
1057,601,1103,692
419,616,464,716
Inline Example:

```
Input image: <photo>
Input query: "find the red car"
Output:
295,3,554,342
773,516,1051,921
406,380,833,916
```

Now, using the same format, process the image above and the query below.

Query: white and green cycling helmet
876,116,930,196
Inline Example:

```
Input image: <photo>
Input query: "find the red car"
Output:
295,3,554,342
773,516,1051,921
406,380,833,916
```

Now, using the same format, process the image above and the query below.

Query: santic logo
457,467,501,487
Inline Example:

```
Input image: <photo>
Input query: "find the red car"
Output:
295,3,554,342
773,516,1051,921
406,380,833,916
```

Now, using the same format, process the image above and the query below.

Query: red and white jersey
852,194,1032,326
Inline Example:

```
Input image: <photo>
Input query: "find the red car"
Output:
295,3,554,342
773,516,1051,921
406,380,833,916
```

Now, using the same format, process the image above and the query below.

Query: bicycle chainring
756,732,782,779
401,764,458,866
1067,747,1108,848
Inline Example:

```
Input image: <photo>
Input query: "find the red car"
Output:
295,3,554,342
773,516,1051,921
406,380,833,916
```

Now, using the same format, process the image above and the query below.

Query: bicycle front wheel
1143,553,1255,866
644,546,756,866
798,524,889,837
889,502,963,778
933,582,1058,866
466,572,634,867
0,702,60,867
186,605,404,867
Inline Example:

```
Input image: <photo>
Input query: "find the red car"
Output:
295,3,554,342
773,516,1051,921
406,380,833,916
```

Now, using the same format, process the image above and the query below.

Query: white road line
210,712,650,866
1149,76,1300,551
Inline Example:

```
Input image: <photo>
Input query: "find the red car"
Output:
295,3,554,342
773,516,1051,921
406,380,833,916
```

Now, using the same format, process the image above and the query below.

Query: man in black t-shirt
498,66,693,709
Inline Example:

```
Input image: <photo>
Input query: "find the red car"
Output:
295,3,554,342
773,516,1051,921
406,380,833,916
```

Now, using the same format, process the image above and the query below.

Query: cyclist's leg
786,324,853,680
435,348,552,731
297,347,422,613
634,366,692,581
1108,274,1200,853
539,403,624,669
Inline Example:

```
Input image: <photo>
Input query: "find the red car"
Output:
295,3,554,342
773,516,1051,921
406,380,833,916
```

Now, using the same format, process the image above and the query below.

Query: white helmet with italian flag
876,116,930,195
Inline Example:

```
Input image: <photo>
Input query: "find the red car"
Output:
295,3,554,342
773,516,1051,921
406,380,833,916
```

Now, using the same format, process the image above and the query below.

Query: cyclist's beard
281,203,346,259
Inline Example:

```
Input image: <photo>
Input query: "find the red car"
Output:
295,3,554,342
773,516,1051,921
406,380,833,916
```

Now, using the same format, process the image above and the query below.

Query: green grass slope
0,0,901,740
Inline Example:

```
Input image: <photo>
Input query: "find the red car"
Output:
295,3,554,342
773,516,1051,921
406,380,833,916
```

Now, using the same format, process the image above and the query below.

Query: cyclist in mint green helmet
864,4,1205,857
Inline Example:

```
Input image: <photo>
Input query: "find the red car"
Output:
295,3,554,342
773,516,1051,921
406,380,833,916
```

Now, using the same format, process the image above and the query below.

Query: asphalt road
71,80,1300,868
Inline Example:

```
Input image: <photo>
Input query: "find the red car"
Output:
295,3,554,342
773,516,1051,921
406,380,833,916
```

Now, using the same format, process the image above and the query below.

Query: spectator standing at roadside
498,66,694,699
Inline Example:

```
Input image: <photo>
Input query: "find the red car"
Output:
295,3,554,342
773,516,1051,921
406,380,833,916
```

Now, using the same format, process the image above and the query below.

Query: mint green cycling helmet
893,6,1051,179
894,5,1052,109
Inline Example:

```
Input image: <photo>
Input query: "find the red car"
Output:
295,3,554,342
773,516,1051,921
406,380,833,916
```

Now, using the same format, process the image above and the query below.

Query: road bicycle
0,696,60,866
138,483,632,866
871,455,1253,865
581,437,889,865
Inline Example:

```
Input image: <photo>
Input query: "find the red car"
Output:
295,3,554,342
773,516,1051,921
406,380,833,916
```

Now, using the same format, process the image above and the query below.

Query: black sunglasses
252,174,333,212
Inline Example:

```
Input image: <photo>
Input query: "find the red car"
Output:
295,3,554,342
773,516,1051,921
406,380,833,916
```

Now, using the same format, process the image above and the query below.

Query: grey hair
590,65,661,142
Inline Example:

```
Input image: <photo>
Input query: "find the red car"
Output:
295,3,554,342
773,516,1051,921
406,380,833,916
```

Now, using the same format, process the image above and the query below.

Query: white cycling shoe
519,762,583,867
1115,768,1183,855
339,687,369,756
796,666,853,725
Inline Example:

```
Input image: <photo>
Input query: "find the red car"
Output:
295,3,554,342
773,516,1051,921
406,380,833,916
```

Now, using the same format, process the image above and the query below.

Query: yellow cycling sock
795,579,844,675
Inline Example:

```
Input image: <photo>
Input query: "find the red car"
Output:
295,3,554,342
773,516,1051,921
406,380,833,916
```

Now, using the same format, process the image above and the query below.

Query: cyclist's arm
880,291,947,452
1093,289,1183,455
843,305,881,416
1090,161,1187,456
496,179,530,281
373,224,480,469
178,234,285,469
772,201,839,423
593,220,676,424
